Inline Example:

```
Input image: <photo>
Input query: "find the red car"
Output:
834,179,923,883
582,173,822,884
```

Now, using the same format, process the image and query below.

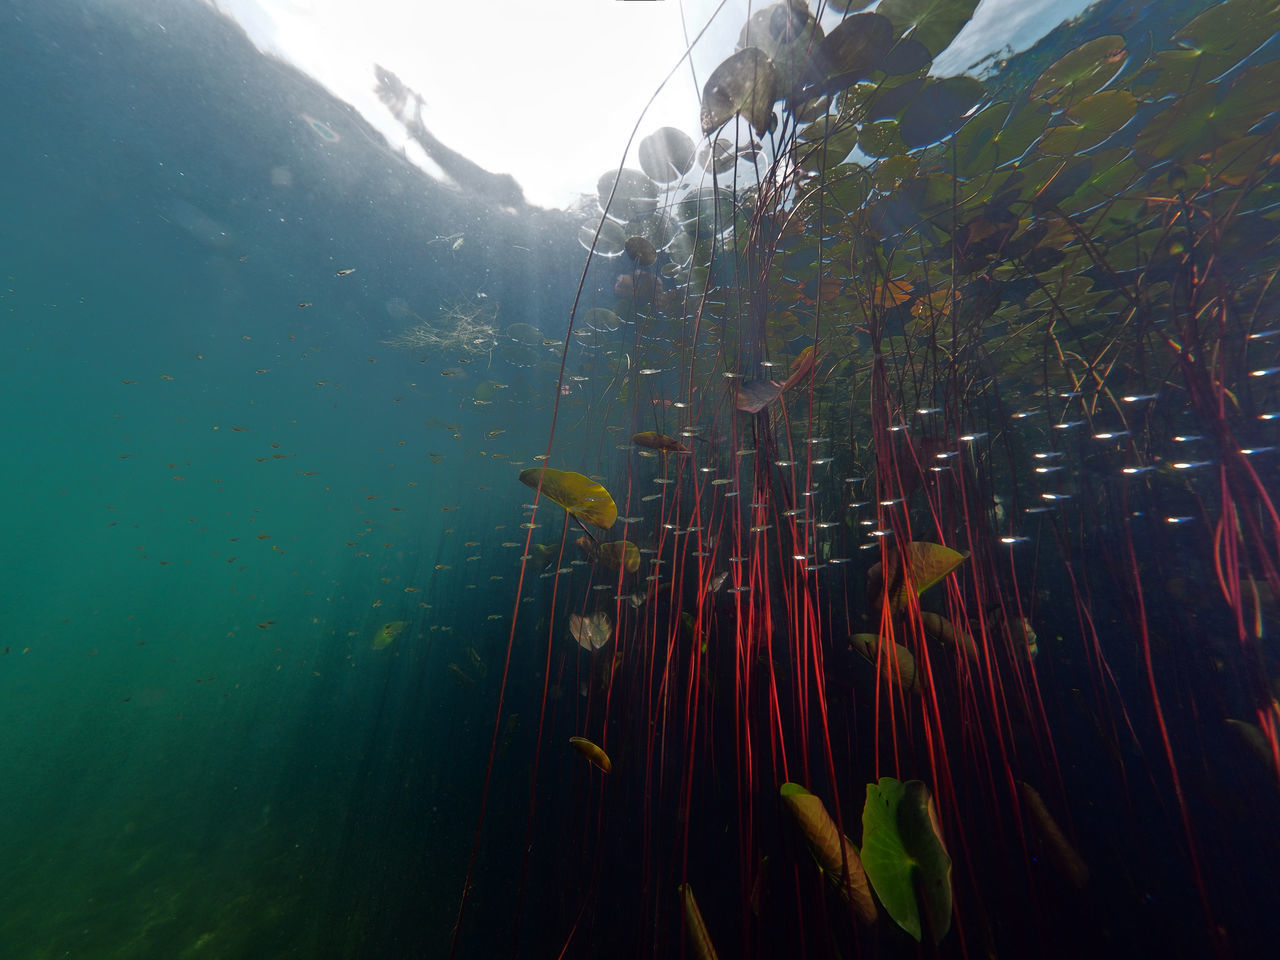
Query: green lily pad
701,47,779,136
1037,89,1137,156
861,778,953,943
638,127,695,183
596,168,659,221
877,0,980,59
809,13,894,94
898,75,986,149
1030,35,1126,107
739,2,824,98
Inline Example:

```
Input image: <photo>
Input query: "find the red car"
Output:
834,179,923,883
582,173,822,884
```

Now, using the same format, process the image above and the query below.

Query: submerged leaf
780,782,878,924
735,346,818,413
873,542,968,610
678,884,721,960
595,541,641,574
519,467,618,530
701,48,779,136
569,610,614,650
1017,780,1089,889
850,632,919,693
861,778,953,943
569,736,611,773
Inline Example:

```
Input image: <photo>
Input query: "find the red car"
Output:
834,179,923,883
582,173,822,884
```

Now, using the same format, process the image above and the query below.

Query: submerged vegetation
459,0,1280,957
383,296,500,358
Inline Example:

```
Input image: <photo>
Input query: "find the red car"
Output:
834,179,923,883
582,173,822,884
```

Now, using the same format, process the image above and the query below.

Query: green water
0,2,575,955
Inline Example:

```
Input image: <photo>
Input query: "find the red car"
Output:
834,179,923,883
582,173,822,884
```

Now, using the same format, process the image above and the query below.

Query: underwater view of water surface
3,0,1280,957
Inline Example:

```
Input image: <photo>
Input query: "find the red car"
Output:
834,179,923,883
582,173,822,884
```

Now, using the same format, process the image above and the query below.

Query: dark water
4,2,1280,959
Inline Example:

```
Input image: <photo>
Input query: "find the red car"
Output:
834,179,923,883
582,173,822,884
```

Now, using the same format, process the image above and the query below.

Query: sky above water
208,0,1091,208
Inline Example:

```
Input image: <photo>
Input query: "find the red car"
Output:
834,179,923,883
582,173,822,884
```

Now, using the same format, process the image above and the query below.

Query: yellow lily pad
519,467,617,530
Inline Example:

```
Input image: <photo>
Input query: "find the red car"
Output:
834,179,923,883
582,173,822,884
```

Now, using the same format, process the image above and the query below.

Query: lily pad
569,610,613,650
739,2,824,98
1037,89,1137,156
1031,35,1126,107
850,632,919,693
898,76,986,149
807,13,894,94
780,782,878,924
519,467,618,530
736,346,818,413
701,47,779,136
597,168,659,221
697,137,739,174
872,542,968,610
579,217,627,256
595,541,641,574
877,0,980,59
861,778,952,943
638,126,695,183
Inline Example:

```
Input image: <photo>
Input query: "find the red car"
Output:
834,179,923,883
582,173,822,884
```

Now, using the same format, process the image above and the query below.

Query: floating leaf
597,168,659,220
898,76,985,149
1037,89,1137,155
583,307,620,331
638,126,695,183
861,778,953,943
1031,35,1126,107
678,884,720,960
780,782,878,924
373,620,407,650
697,137,739,173
580,218,627,256
505,322,542,345
808,13,894,94
877,0,980,59
624,236,658,265
519,467,618,530
569,736,611,773
1016,780,1089,889
701,48,779,137
858,119,907,158
569,610,614,650
880,35,932,75
739,2,824,98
